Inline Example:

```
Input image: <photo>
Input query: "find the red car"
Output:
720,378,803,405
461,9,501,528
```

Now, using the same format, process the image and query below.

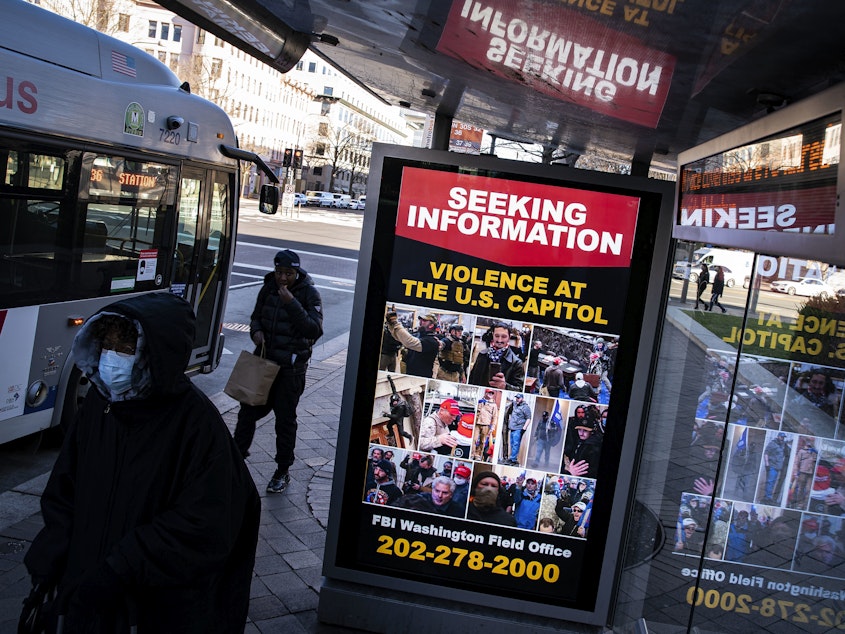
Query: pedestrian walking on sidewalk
694,262,710,309
234,249,324,493
707,265,728,313
24,293,260,633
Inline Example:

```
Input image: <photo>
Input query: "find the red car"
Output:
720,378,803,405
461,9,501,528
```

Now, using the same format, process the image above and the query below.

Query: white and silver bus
0,1,279,443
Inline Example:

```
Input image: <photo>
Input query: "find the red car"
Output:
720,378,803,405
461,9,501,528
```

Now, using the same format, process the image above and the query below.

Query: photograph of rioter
782,363,844,439
467,319,529,391
370,373,426,449
529,325,617,405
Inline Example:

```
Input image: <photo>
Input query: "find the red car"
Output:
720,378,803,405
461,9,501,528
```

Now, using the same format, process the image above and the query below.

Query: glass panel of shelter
615,241,845,632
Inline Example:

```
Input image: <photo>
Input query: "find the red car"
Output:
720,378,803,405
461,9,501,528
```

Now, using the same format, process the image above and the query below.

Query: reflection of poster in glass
631,249,845,631
355,163,643,607
436,1,675,127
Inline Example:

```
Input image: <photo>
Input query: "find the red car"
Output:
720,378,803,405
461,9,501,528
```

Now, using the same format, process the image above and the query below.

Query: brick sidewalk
0,348,356,634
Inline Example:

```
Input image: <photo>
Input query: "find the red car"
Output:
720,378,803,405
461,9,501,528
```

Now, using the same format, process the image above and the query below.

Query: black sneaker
266,472,290,494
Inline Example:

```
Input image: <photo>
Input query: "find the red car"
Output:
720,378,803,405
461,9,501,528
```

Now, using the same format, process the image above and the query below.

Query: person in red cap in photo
418,398,461,454
808,463,845,516
451,463,473,508
544,357,565,398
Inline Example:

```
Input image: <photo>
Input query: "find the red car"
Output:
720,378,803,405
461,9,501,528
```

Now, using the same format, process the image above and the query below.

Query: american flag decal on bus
111,50,137,77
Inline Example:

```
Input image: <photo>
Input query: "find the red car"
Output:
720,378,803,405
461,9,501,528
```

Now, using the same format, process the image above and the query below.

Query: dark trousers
234,365,307,471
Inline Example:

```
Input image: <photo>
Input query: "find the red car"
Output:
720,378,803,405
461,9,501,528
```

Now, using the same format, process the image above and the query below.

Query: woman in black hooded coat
24,293,260,633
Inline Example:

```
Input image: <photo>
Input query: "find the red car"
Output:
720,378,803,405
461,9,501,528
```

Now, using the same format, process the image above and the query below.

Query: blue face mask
99,349,135,394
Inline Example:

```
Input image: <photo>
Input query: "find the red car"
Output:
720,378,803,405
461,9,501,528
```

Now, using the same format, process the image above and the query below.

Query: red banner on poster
436,0,676,128
395,167,641,268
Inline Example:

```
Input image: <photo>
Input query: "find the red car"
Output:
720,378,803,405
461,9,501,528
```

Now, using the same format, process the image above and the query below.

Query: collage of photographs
674,348,845,577
362,301,620,538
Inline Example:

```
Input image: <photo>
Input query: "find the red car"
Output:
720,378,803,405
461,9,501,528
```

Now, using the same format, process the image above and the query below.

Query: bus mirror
259,184,279,215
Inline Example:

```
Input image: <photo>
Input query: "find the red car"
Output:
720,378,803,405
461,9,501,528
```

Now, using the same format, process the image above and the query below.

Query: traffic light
292,148,303,169
282,148,293,167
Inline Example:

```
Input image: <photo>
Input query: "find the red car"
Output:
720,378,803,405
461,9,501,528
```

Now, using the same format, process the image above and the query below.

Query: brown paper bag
223,347,280,406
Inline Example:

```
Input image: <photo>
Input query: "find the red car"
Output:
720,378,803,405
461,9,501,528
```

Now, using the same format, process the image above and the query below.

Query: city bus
0,1,277,444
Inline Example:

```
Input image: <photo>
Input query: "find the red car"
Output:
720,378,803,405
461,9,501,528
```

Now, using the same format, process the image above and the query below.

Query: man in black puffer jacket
234,249,323,493
24,293,260,633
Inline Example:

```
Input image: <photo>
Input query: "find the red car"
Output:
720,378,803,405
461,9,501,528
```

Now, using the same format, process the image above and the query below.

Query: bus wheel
59,366,91,432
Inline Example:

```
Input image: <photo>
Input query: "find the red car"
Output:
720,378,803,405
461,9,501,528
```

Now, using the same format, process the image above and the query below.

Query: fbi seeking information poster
326,147,670,620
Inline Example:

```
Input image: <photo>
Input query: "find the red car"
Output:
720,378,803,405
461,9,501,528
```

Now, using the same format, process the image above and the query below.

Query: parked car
305,190,335,206
293,192,306,206
350,195,366,210
770,277,836,297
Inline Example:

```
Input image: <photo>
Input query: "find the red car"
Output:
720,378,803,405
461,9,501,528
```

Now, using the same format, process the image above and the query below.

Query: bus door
173,167,233,370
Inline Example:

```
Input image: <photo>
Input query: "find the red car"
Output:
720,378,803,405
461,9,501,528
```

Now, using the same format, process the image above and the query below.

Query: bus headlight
26,381,49,408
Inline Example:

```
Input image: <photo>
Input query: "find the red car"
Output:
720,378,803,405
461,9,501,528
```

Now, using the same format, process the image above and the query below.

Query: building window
169,53,179,71
316,145,325,156
323,86,333,96
117,14,130,32
160,23,169,40
173,24,182,42
210,58,222,78
196,29,205,44
157,51,167,63
148,20,157,38
314,167,323,175
296,61,304,71
308,62,316,73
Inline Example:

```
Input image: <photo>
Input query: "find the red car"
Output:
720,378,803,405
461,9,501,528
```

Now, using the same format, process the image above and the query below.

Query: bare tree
41,0,124,34
178,55,234,105
305,108,374,193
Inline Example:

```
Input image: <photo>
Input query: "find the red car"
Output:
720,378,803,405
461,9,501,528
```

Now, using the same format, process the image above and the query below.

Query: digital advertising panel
323,145,674,625
673,83,845,264
678,113,840,235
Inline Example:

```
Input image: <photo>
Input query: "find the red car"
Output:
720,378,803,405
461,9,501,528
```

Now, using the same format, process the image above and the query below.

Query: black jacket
403,330,440,377
251,270,323,366
467,502,517,527
25,293,260,633
568,433,603,479
468,347,525,391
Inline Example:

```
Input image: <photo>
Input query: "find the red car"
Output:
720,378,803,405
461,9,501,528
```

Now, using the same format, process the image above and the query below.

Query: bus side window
83,220,108,253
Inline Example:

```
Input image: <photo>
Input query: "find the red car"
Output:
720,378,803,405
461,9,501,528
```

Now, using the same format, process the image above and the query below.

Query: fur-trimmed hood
71,293,195,400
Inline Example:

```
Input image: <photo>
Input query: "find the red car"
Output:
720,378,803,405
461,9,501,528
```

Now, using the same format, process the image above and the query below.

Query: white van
305,190,334,206
672,247,753,288
351,195,366,210
331,194,352,209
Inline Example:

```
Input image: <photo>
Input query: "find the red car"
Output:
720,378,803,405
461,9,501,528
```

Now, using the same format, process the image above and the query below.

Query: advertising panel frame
321,145,675,628
673,83,845,267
